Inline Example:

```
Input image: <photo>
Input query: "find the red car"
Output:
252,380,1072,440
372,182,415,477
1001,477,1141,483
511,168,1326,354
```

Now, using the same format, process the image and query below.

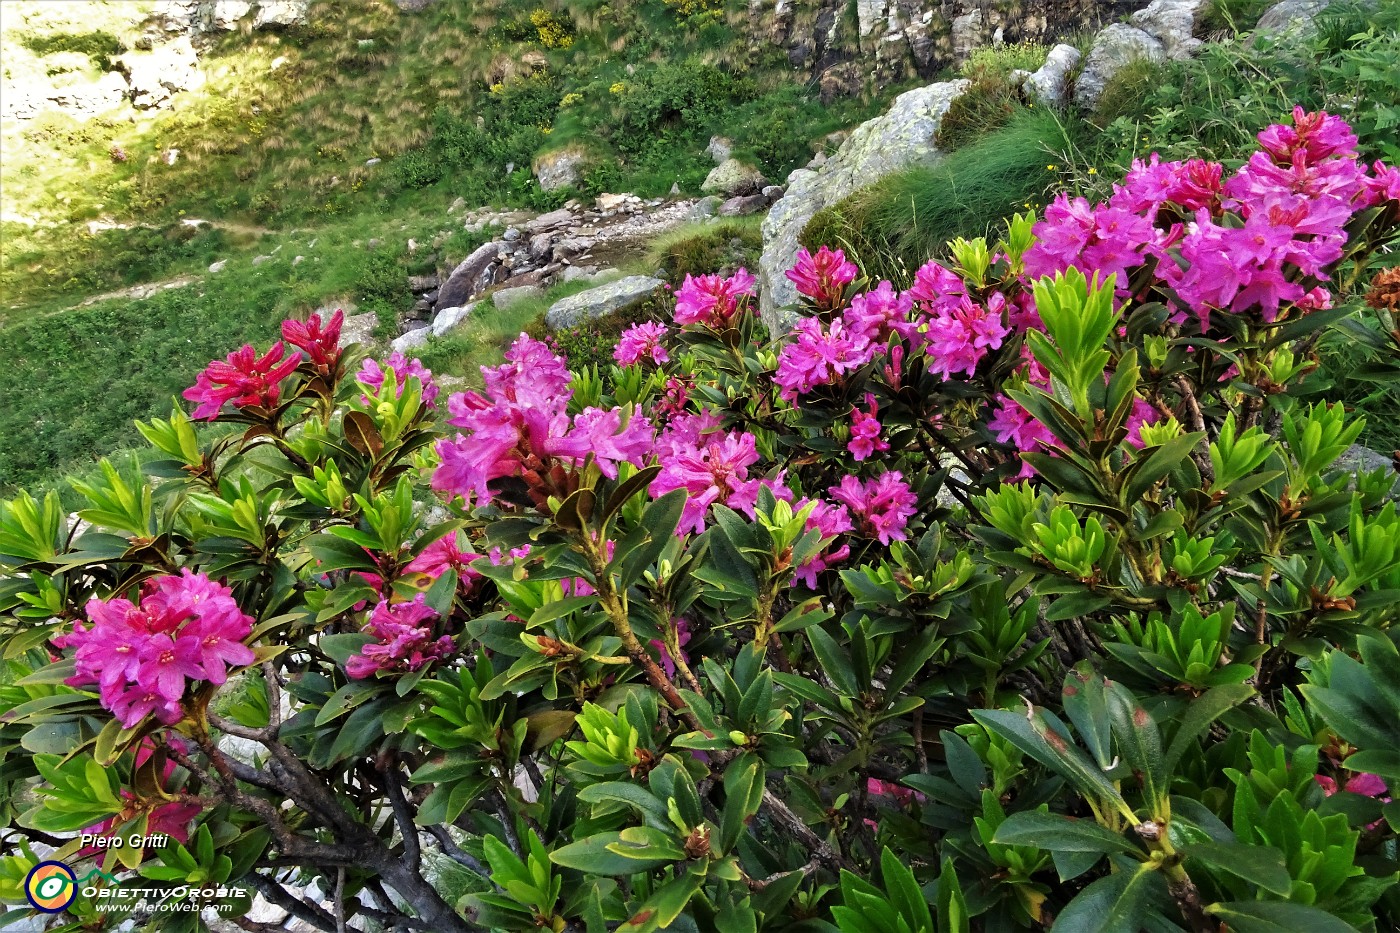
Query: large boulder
1074,23,1167,109
702,159,768,197
492,285,544,311
252,0,311,28
1130,0,1208,60
545,276,665,330
115,37,204,109
1253,0,1335,38
1025,44,1082,108
758,79,968,333
434,242,500,312
533,146,590,192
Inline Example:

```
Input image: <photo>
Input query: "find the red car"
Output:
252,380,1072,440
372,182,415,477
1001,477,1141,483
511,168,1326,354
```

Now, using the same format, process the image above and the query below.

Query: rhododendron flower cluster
773,316,877,401
650,428,780,535
184,342,301,420
359,352,440,408
673,268,755,328
435,335,653,507
848,393,889,461
282,308,345,369
613,321,670,366
828,472,917,546
793,499,853,588
404,532,483,589
346,595,453,679
786,246,858,312
57,571,255,728
919,294,1011,378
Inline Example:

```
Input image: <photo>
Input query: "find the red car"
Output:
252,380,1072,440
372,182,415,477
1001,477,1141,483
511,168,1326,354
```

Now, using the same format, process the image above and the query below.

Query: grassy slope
0,1,903,492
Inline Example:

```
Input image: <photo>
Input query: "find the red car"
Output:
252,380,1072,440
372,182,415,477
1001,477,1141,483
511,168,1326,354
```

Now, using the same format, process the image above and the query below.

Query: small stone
366,238,382,250
718,194,768,216
431,303,477,337
492,284,544,311
503,226,521,241
448,197,466,213
251,255,272,266
292,255,304,265
670,182,681,195
761,185,786,202
208,259,227,273
366,157,381,166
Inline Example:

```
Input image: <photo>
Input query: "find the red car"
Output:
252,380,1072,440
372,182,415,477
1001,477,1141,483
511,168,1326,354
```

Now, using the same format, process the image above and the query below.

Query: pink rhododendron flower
346,595,453,679
613,321,670,366
654,409,727,460
1256,106,1357,164
358,352,440,408
1364,160,1400,208
905,260,967,315
793,499,853,588
848,394,889,461
405,532,483,589
1024,194,1161,291
60,571,255,728
184,342,302,420
434,335,653,507
920,294,1010,379
650,430,765,535
828,472,917,545
488,545,533,565
845,281,913,342
1111,154,1224,215
673,268,755,327
773,316,877,401
786,246,858,311
282,309,344,368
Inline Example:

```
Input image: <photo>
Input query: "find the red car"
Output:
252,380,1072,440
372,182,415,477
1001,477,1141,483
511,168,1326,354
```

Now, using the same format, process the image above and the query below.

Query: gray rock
431,302,478,337
702,158,768,197
761,185,786,202
365,157,381,166
545,276,666,330
435,242,499,311
341,310,376,347
115,36,203,110
552,236,594,260
1337,444,1398,478
503,226,521,241
689,195,724,220
951,10,988,62
1254,0,1345,38
1131,0,1207,60
252,0,310,28
407,273,440,292
562,265,603,283
533,146,589,191
1074,24,1167,109
1026,43,1082,107
670,181,682,195
596,192,631,211
528,231,556,260
208,259,228,273
492,285,544,311
251,254,273,266
719,194,768,217
526,209,574,233
448,196,466,213
211,1,253,30
758,79,969,333
390,326,430,353
706,136,734,165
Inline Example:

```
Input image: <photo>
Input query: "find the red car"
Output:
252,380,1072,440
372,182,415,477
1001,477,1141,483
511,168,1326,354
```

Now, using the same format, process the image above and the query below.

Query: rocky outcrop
1253,0,1335,38
758,79,968,333
153,0,310,34
702,159,768,197
533,146,591,192
114,37,204,109
545,276,666,330
1074,23,1167,109
1130,0,1208,60
1025,43,1082,107
434,242,500,312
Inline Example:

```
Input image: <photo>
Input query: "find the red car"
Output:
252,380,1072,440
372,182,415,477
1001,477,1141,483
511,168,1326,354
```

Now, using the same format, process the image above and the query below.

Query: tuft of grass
802,108,1072,286
644,217,764,285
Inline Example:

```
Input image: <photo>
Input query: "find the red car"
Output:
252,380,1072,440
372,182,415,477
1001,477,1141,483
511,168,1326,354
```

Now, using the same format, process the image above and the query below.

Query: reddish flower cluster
80,738,201,862
184,342,301,421
786,246,859,312
347,595,453,679
828,472,917,546
57,571,255,728
282,309,344,369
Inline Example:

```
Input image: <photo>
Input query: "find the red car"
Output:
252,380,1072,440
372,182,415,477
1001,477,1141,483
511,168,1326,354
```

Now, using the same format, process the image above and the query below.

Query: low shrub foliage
2,109,1400,932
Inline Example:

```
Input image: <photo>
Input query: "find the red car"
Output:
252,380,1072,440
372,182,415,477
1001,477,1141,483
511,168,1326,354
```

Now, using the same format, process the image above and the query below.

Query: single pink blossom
848,394,889,461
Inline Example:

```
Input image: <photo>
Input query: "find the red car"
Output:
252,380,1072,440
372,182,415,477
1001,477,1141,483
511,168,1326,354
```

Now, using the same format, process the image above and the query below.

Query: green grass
644,216,764,283
801,107,1073,285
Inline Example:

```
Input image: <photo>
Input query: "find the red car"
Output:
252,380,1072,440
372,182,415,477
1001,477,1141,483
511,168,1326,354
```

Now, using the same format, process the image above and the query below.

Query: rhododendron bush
3,110,1400,932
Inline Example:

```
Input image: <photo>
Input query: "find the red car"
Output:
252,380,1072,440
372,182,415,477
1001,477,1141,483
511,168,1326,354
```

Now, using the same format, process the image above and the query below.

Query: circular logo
24,861,77,913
